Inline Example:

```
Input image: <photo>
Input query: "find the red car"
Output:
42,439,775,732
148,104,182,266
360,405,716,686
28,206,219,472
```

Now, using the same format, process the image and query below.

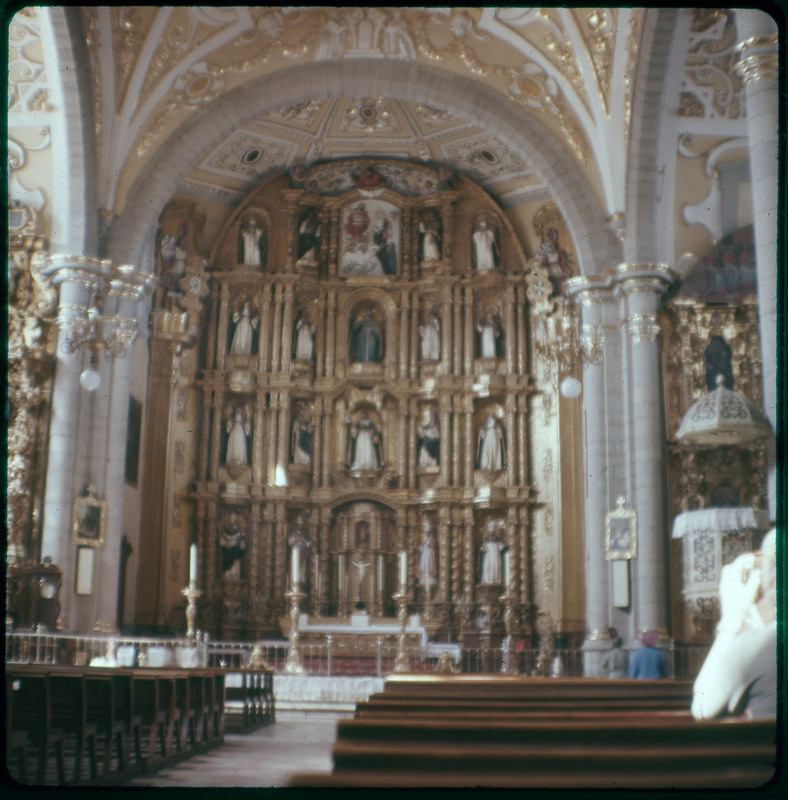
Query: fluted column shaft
735,12,779,517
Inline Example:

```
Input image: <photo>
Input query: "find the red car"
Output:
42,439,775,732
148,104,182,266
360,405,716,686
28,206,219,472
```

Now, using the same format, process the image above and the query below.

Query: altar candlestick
189,544,198,586
399,551,407,588
291,551,299,587
503,549,511,589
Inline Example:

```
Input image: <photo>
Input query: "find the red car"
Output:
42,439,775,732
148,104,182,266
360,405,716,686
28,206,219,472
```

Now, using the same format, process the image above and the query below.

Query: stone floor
128,715,339,787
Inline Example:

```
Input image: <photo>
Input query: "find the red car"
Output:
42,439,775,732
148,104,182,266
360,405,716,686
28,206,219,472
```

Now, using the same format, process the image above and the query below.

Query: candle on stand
503,549,511,591
399,550,407,589
189,544,198,586
291,551,300,588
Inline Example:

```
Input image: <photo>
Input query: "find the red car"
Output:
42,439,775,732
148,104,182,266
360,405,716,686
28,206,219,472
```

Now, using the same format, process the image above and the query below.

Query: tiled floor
128,716,338,787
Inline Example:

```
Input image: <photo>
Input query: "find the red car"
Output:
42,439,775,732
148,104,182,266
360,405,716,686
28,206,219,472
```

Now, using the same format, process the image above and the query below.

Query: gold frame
605,496,637,560
71,494,106,547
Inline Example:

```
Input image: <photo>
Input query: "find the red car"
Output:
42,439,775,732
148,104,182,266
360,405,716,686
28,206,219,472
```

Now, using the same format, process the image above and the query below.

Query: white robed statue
418,312,441,361
294,314,315,361
476,312,500,359
225,406,251,466
478,522,505,585
229,302,258,355
348,412,382,471
477,413,505,470
416,519,438,591
472,217,498,272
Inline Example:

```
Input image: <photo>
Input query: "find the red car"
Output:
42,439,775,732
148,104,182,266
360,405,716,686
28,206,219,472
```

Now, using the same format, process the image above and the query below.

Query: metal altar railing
5,630,709,680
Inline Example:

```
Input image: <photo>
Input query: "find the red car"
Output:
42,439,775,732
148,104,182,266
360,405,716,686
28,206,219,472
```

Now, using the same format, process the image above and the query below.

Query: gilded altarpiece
140,160,581,643
662,296,766,643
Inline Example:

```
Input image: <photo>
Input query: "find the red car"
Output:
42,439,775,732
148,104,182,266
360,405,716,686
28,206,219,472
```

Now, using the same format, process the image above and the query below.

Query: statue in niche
477,412,505,471
291,405,314,466
349,521,374,609
347,411,382,471
417,409,440,467
416,518,438,589
239,216,265,266
225,406,251,466
229,301,258,355
418,310,441,362
373,213,398,275
476,312,501,359
287,515,311,588
349,311,382,363
220,512,246,581
314,10,349,60
419,209,442,262
297,210,320,261
294,313,316,361
705,336,734,391
383,10,417,60
472,216,499,272
537,227,573,290
477,521,505,585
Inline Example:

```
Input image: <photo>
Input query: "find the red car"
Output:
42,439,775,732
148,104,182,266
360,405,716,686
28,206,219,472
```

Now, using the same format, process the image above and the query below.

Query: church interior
6,6,782,787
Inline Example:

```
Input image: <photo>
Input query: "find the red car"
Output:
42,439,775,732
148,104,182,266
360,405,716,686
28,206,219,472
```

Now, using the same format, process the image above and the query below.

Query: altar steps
274,675,385,718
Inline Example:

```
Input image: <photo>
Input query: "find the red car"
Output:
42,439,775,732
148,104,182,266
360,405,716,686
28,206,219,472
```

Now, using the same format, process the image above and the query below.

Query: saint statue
225,406,251,466
478,522,505,585
417,410,440,468
294,314,316,361
239,216,265,266
297,211,320,261
220,513,246,581
416,519,438,590
291,406,314,466
418,311,441,362
373,216,398,275
348,412,382,471
472,217,498,272
537,227,573,289
419,211,442,262
477,412,505,471
349,312,382,363
229,301,258,355
476,312,500,359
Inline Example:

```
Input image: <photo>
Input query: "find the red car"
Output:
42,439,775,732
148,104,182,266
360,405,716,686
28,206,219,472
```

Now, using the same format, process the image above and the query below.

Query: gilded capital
734,33,779,85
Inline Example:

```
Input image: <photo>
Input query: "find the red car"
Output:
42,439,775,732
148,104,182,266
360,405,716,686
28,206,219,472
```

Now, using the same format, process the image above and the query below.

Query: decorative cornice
564,262,677,299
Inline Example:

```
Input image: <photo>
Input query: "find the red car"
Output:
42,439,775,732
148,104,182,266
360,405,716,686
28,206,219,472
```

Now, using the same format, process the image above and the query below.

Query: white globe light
79,367,101,392
559,376,582,399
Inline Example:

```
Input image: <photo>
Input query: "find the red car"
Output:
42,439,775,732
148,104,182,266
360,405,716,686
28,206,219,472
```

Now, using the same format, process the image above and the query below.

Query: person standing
602,636,629,679
628,630,668,679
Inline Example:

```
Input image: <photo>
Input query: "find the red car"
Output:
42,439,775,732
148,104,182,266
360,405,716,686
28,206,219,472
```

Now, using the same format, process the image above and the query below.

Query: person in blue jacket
628,630,669,679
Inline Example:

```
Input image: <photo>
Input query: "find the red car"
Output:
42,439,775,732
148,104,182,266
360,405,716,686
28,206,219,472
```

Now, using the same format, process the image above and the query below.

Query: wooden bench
224,669,275,732
290,676,776,788
6,665,226,785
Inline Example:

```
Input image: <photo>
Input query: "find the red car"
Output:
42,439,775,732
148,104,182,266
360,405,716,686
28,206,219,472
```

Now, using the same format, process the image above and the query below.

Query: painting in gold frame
71,493,106,546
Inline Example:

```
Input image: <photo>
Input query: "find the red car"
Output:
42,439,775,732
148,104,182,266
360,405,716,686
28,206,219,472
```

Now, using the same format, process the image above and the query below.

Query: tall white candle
291,551,300,587
189,544,198,585
503,549,511,589
399,551,407,588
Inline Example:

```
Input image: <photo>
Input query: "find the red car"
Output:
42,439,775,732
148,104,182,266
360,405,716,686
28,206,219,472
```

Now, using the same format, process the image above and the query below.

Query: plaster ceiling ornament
342,99,396,133
275,99,325,125
206,132,295,179
681,10,744,120
441,136,528,184
676,376,772,447
8,8,53,116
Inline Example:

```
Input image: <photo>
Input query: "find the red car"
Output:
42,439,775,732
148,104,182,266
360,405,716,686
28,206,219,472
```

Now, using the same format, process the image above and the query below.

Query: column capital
735,33,779,85
565,263,676,301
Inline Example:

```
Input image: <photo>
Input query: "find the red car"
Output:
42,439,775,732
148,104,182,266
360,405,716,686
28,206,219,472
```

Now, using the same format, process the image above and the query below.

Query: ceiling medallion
342,99,394,132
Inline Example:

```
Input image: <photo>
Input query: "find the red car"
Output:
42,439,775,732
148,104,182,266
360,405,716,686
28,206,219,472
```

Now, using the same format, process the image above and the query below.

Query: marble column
623,275,672,637
735,11,779,518
573,288,612,673
40,257,107,631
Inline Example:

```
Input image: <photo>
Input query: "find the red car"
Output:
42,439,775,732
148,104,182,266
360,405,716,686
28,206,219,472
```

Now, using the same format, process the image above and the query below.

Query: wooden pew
290,676,776,789
224,668,275,732
6,665,226,786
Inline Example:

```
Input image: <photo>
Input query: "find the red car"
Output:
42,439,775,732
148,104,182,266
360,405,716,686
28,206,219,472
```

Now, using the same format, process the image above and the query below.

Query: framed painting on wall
605,496,637,560
72,491,106,547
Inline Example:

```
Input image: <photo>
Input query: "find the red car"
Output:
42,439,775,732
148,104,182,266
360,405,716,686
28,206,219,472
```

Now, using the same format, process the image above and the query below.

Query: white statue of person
291,405,314,466
229,301,258,355
478,521,505,585
472,216,498,272
220,513,246,580
418,311,441,361
294,314,316,361
348,411,382,471
417,410,440,468
419,214,442,262
416,519,438,590
477,412,505,471
240,216,264,266
350,522,374,608
225,406,251,466
476,312,500,359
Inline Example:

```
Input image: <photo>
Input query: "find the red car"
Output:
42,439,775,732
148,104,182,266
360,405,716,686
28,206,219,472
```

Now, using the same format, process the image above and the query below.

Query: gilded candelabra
499,589,518,675
392,588,411,673
285,587,307,674
181,583,202,640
